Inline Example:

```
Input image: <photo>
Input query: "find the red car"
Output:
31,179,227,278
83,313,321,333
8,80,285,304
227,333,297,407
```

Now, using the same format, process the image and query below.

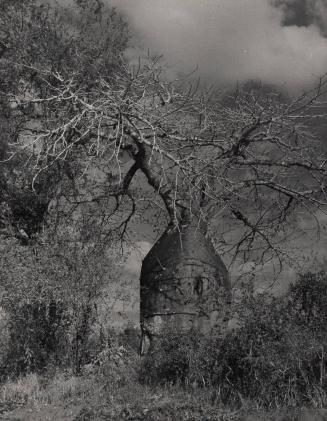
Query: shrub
140,327,205,385
287,271,327,333
141,274,327,408
0,296,104,378
0,298,69,377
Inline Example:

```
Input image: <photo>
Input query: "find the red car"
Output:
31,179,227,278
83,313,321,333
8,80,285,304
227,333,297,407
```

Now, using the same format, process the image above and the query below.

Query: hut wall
140,218,231,345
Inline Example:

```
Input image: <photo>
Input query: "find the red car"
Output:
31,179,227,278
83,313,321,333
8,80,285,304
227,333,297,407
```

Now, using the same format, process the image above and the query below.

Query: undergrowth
1,272,327,418
141,272,327,409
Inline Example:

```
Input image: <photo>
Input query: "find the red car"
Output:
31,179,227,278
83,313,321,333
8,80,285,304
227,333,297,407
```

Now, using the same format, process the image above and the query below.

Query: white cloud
113,0,327,90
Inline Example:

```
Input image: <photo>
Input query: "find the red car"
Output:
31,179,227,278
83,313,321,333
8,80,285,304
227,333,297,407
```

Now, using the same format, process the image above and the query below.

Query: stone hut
140,216,231,353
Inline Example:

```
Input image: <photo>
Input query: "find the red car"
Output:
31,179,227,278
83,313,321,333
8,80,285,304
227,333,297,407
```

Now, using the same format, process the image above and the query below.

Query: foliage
0,0,129,242
288,271,327,332
141,272,327,409
1,272,327,418
0,230,119,377
0,0,133,384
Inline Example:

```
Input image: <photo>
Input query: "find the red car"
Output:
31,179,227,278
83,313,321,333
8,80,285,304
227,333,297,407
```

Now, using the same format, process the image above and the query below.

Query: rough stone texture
140,217,231,351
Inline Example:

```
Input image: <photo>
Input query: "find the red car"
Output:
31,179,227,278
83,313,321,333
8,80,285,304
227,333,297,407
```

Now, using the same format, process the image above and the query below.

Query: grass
0,360,242,420
0,349,326,420
0,373,42,406
0,371,90,407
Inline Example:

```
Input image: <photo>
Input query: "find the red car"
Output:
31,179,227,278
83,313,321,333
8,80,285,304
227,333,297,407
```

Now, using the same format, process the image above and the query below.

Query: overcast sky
110,0,327,91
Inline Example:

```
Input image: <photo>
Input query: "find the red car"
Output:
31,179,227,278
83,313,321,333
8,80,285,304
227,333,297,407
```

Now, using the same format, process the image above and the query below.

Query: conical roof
141,218,230,290
139,217,231,352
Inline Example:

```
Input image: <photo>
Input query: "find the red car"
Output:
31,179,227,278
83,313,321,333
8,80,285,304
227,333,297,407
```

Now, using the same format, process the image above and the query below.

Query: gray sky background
111,0,327,91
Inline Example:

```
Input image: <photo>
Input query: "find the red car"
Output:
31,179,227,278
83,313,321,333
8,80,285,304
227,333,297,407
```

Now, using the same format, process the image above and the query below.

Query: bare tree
12,58,327,259
3,0,327,345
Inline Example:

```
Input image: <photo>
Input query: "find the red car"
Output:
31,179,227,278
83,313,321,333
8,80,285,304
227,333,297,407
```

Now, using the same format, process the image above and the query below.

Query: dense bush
288,272,327,333
140,327,205,386
0,297,103,378
0,236,116,378
141,272,327,408
1,298,66,376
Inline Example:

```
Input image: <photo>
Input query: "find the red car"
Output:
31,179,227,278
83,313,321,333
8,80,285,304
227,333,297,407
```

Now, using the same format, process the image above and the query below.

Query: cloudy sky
112,0,327,90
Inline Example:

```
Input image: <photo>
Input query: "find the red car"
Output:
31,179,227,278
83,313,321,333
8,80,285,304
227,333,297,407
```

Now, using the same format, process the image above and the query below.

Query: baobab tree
2,0,327,349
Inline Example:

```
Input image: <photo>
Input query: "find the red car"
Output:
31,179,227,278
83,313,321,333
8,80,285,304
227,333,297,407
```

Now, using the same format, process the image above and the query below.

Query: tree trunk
140,215,231,354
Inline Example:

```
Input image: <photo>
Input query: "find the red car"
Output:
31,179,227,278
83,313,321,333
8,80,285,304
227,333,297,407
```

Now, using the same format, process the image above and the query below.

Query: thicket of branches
1,0,327,384
2,0,327,269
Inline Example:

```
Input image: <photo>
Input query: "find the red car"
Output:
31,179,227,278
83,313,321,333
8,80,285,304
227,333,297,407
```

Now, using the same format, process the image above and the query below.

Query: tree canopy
1,0,327,273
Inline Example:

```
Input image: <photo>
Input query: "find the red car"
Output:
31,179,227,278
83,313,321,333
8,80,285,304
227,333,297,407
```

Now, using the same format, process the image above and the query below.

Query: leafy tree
0,0,130,374
0,0,129,242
